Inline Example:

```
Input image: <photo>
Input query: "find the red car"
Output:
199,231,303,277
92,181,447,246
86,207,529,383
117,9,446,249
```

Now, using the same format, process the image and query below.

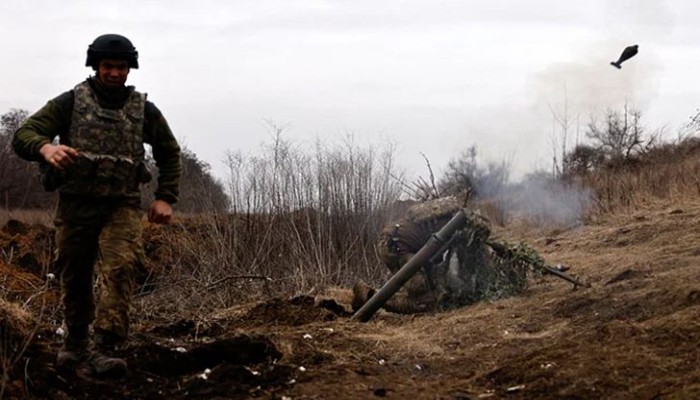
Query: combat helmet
85,34,139,69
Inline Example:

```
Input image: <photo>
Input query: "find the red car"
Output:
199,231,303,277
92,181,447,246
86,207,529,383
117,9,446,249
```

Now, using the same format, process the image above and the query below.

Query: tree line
0,108,229,212
4,102,688,216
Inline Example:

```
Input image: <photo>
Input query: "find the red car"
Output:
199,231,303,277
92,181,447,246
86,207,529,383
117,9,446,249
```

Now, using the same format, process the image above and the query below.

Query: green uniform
12,77,181,342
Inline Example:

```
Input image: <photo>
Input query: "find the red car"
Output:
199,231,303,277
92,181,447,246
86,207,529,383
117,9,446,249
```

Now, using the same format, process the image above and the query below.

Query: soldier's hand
39,143,78,170
148,200,173,224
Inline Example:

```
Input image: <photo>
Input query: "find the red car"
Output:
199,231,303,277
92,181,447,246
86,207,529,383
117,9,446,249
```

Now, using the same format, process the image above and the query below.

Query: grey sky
1,0,696,181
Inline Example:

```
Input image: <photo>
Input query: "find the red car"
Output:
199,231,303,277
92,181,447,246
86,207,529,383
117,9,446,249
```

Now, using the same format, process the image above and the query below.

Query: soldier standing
12,34,182,378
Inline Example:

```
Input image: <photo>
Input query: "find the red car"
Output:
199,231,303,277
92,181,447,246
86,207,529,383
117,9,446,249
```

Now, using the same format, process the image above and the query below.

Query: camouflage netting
382,197,464,256
376,197,552,312
433,224,532,310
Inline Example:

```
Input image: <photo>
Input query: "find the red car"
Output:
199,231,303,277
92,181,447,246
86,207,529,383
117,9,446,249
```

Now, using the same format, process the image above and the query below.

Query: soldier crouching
352,197,528,314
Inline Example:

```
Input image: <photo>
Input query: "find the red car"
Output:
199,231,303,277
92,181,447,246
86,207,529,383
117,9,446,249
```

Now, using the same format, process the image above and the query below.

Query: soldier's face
97,59,130,88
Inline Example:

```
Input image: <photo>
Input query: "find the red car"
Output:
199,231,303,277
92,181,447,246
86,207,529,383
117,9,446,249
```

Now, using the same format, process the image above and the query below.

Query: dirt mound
241,295,350,327
0,219,54,276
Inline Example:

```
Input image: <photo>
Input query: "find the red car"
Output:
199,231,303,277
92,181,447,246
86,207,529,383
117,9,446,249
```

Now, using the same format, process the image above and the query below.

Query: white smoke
502,175,593,227
506,1,674,225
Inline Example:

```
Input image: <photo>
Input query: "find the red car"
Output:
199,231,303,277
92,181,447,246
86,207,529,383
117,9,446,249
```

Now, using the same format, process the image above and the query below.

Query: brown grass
580,138,700,214
2,135,700,398
0,209,53,227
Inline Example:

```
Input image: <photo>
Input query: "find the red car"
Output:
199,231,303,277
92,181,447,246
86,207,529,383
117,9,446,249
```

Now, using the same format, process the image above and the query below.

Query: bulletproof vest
58,81,149,197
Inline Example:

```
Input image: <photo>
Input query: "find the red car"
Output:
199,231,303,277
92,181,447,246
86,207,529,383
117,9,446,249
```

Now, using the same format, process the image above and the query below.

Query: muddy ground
3,200,700,399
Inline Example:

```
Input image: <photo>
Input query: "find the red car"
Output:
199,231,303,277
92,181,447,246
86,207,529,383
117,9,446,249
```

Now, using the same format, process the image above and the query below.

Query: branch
205,274,272,291
419,152,439,199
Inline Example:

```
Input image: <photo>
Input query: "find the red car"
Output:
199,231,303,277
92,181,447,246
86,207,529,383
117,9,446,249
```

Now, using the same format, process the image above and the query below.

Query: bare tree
0,109,28,136
0,109,54,209
438,145,510,200
547,84,580,177
586,103,656,159
141,146,230,213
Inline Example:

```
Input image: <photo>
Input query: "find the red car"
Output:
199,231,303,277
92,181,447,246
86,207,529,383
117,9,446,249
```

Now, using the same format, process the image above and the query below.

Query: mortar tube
351,211,468,322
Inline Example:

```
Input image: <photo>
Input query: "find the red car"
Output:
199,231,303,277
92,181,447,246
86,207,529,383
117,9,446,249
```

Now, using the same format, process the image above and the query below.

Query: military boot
56,324,91,373
87,330,128,379
383,292,431,314
94,329,123,352
351,281,376,312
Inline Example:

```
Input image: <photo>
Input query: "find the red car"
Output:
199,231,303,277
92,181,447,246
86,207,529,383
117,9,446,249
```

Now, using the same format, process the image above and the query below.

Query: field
2,192,700,399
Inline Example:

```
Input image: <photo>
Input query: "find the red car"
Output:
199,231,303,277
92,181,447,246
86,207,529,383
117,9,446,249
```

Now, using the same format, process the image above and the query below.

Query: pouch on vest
112,157,137,193
136,161,152,184
94,157,117,196
61,156,99,194
40,162,62,192
92,155,138,196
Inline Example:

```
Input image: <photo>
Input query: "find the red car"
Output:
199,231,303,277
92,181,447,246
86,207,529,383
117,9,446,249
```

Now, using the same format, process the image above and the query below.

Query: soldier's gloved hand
148,200,173,224
39,143,79,170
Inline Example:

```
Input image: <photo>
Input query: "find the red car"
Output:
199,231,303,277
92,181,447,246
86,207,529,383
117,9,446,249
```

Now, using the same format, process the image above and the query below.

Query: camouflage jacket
12,78,181,204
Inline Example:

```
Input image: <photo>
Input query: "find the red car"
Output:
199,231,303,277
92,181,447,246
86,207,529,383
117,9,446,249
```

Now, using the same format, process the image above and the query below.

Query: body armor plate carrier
56,81,151,197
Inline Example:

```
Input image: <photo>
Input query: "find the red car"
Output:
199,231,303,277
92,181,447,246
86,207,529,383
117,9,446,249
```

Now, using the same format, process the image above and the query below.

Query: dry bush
438,145,510,200
140,146,230,213
0,109,57,210
0,291,47,399
579,137,700,214
134,134,407,320
132,116,700,325
0,298,32,343
0,298,33,386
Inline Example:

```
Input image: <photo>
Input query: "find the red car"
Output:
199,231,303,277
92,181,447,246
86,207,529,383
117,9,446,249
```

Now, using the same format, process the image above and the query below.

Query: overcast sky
1,0,697,181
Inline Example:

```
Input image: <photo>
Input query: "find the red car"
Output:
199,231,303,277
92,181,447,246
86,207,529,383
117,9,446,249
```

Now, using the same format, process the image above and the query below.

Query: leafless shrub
0,109,56,210
438,145,509,201
585,104,659,162
579,144,700,214
555,103,700,215
563,144,606,176
141,146,230,213
562,107,700,214
0,298,33,397
435,146,591,228
134,131,406,319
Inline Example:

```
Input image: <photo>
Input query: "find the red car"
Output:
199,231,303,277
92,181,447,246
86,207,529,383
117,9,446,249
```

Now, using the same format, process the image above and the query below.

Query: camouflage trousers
54,194,143,341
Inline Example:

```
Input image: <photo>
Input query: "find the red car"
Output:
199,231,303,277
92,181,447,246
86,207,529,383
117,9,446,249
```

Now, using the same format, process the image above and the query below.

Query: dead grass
3,134,700,398
581,140,700,215
0,209,53,227
0,297,35,398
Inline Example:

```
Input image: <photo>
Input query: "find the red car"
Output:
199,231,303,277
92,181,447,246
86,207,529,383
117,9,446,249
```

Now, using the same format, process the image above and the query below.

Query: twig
419,152,439,198
389,171,421,199
205,274,272,290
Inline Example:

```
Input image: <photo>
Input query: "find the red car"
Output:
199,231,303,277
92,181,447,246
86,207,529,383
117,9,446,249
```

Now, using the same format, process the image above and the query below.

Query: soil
4,200,700,399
